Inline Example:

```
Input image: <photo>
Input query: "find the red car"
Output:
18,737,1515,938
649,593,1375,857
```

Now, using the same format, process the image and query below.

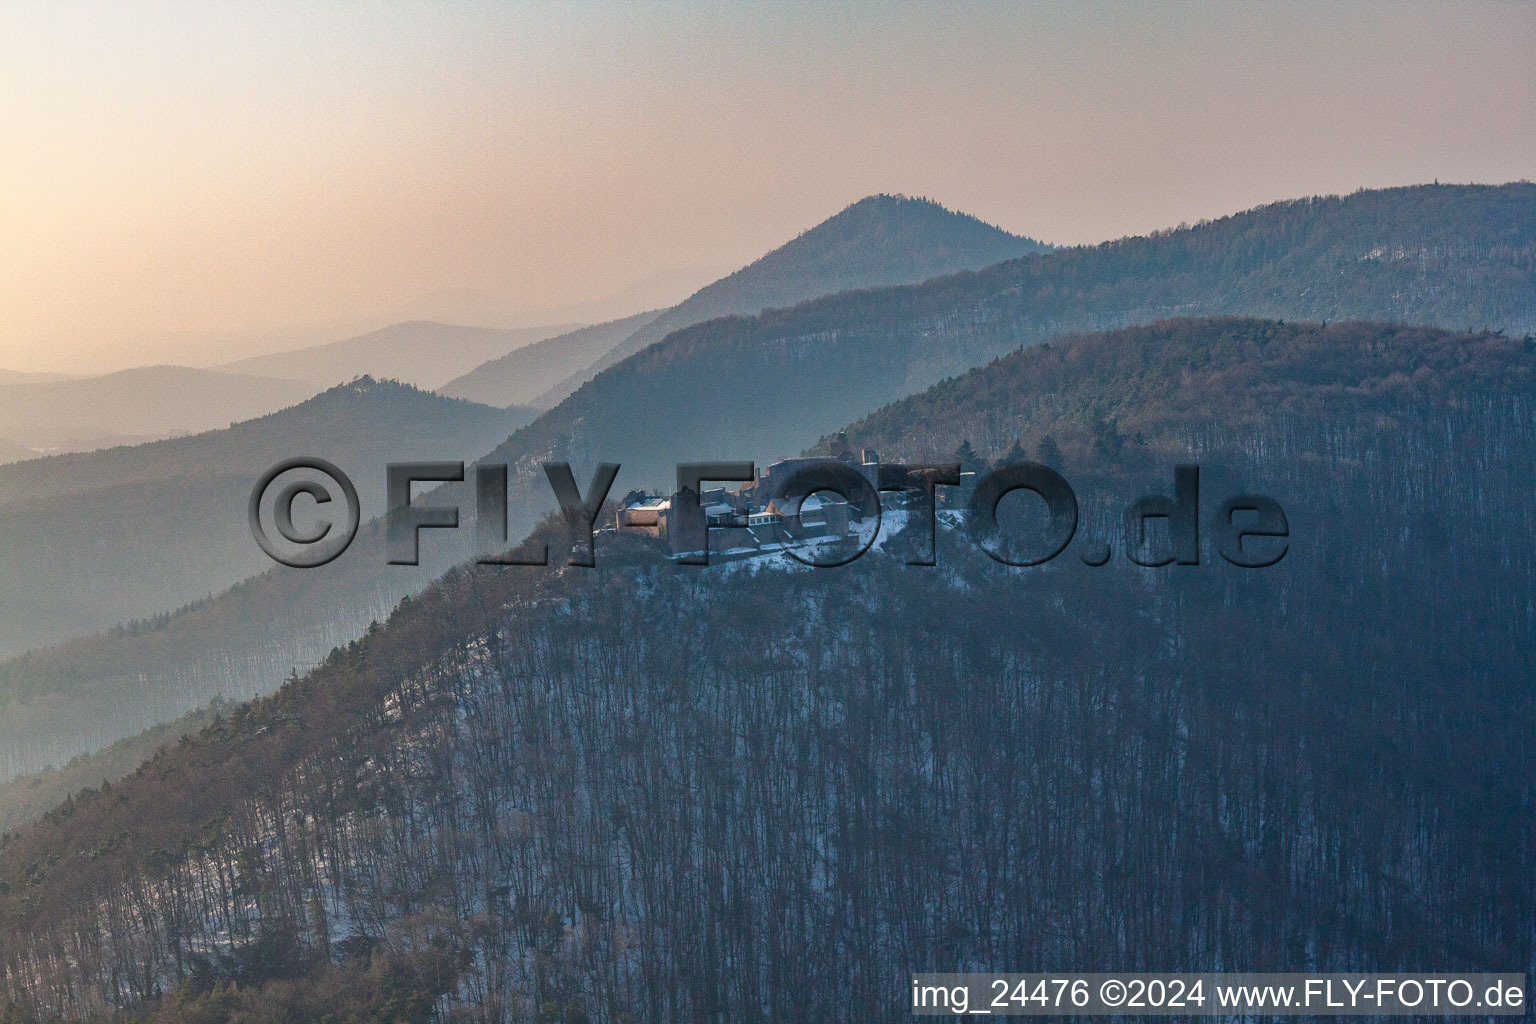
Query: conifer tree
953,439,981,472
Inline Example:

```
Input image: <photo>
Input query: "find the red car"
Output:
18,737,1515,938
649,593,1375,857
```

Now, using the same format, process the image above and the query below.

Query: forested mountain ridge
0,378,532,671
2,182,1530,797
827,316,1536,464
0,318,1529,1021
544,181,1536,414
658,182,1536,363
0,377,528,508
436,311,659,408
529,194,1051,406
0,700,231,835
493,183,1536,490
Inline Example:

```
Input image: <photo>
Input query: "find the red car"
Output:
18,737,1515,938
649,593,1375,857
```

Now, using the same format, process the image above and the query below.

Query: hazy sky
2,1,1533,373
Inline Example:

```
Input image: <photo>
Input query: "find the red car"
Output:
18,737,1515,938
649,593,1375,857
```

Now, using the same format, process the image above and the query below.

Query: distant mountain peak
831,192,943,215
647,192,1050,337
304,374,431,405
776,192,1048,256
535,194,1053,406
827,191,1001,221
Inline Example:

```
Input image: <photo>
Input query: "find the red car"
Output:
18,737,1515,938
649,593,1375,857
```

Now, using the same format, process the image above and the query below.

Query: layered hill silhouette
0,367,318,453
0,699,228,834
437,311,659,407
0,370,75,386
1,183,1532,784
487,183,1536,498
0,318,1528,1019
215,320,580,391
0,379,533,666
527,194,1052,406
0,439,35,466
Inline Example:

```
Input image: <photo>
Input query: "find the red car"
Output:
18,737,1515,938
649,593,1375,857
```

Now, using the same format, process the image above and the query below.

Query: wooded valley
0,318,1528,1021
